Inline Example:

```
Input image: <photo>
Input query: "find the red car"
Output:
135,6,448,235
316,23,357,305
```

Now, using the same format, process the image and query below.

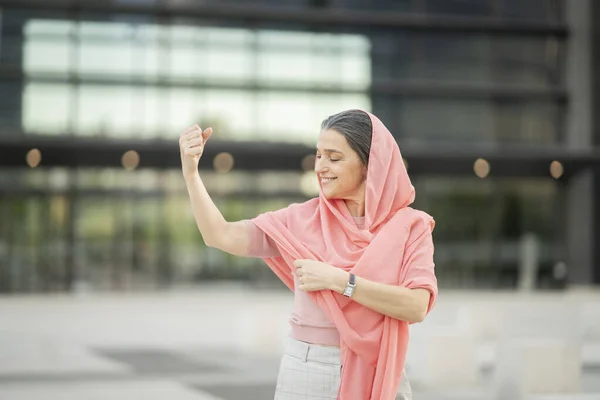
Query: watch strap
343,273,357,297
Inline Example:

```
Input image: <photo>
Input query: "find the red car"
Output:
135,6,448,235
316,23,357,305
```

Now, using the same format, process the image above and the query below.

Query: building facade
0,0,598,292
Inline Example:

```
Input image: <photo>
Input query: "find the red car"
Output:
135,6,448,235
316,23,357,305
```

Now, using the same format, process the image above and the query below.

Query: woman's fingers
179,125,213,159
184,145,204,155
181,127,212,142
181,125,213,139
183,130,202,141
181,124,200,137
185,137,204,148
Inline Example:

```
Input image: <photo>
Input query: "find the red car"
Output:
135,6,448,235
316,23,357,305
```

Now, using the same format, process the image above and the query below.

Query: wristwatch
342,273,357,297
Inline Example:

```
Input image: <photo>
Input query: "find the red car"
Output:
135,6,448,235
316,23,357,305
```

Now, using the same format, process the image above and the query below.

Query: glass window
493,100,561,144
23,19,74,74
257,29,313,49
169,44,202,80
501,0,565,22
18,18,563,145
0,167,567,291
75,85,135,137
24,19,75,35
20,19,372,142
78,21,136,76
257,47,314,85
131,86,163,138
256,30,371,88
413,177,562,288
0,83,23,133
389,98,561,145
22,83,71,134
257,91,316,141
204,47,254,83
0,33,24,66
23,36,72,75
164,87,197,135
397,98,493,144
256,91,370,143
204,26,253,45
339,52,371,89
371,32,564,88
490,37,563,87
132,24,162,78
200,89,256,139
415,34,493,84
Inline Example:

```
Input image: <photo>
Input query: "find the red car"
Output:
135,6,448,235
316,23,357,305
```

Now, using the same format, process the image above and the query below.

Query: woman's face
315,129,367,201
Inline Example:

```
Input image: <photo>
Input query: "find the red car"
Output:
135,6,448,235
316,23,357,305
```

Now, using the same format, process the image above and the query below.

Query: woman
180,109,437,400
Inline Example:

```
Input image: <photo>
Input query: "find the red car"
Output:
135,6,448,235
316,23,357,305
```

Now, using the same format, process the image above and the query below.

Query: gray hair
321,109,372,166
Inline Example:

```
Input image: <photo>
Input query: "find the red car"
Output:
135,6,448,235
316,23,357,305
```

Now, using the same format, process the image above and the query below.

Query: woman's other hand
293,259,349,292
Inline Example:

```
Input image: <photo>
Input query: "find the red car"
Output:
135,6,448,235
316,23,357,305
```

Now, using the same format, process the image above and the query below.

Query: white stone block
457,304,505,341
500,302,584,341
407,330,480,390
494,338,581,399
580,302,600,340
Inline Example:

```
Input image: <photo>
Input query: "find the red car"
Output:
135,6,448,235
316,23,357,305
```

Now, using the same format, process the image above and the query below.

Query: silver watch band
342,273,356,297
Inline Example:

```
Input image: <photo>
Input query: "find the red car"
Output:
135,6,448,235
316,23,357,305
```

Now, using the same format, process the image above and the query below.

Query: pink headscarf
252,111,437,400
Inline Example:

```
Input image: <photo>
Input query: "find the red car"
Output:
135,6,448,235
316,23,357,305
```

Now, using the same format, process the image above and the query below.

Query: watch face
343,287,353,296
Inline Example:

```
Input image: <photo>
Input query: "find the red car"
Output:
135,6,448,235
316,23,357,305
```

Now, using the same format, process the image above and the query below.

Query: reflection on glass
22,19,372,141
169,45,201,79
205,49,253,82
340,55,371,89
24,19,74,35
201,89,256,139
131,87,163,138
23,38,71,74
165,87,196,135
76,85,135,137
22,83,71,134
398,99,559,145
501,0,564,22
0,167,566,291
256,92,371,142
371,33,563,88
257,48,314,84
76,21,137,76
257,92,317,140
399,99,493,143
21,17,561,145
414,177,561,288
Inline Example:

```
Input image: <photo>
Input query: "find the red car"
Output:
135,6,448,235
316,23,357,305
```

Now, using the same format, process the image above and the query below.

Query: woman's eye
330,159,340,162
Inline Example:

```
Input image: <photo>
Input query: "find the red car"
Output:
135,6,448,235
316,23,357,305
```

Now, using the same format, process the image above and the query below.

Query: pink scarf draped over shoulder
251,111,438,400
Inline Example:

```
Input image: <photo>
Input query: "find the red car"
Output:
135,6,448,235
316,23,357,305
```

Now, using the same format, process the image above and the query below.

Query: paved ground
0,285,599,400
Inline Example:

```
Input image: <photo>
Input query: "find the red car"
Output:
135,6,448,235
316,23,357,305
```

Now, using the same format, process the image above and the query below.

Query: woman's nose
314,158,327,173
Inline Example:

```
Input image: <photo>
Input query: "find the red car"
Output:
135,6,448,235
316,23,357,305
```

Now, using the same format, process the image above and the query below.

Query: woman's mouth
320,177,337,184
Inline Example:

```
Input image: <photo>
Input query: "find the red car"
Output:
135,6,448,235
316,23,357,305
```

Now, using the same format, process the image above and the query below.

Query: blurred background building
0,0,599,293
2,2,600,400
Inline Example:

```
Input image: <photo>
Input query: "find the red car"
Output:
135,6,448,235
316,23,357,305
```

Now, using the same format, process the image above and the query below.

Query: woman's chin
321,188,336,199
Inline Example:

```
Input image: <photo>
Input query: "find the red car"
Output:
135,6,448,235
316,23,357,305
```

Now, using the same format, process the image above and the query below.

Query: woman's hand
179,124,213,177
293,259,349,292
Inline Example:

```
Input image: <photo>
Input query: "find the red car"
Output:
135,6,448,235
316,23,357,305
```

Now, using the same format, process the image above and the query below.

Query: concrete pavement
0,285,599,400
